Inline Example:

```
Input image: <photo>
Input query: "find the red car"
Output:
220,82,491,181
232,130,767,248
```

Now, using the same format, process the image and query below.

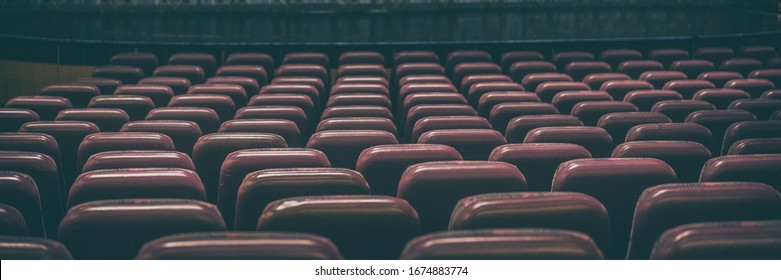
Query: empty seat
694,47,735,68
477,92,540,118
401,229,603,260
565,61,611,81
81,150,194,173
489,102,558,134
720,58,763,77
648,48,690,69
618,61,664,80
306,130,398,169
697,71,744,88
235,168,370,233
446,50,492,75
397,75,450,92
721,120,781,155
0,152,62,238
692,89,752,109
136,232,341,260
57,199,226,259
637,71,687,90
219,119,302,147
71,78,120,95
215,65,267,87
336,64,386,78
551,90,613,115
225,52,275,79
207,76,260,98
461,74,513,94
316,118,397,136
356,144,462,197
685,110,758,155
138,76,191,95
524,126,614,157
192,133,287,203
250,94,316,125
601,80,655,100
671,60,716,79
109,52,159,77
663,80,716,99
0,236,72,260
451,192,610,251
120,120,202,155
403,104,476,140
650,100,717,122
321,106,393,120
219,149,333,229
623,90,683,112
0,172,45,237
257,195,419,260
729,99,781,120
700,154,781,192
509,61,557,83
77,132,175,173
401,93,467,120
410,116,491,143
725,79,776,98
394,51,439,66
88,95,155,121
5,96,72,121
275,64,329,89
452,63,502,91
571,101,639,126
235,106,308,136
467,82,524,107
55,108,130,132
339,51,384,66
168,52,217,77
625,123,713,148
114,85,174,108
521,73,573,92
336,76,389,88
398,161,526,233
40,85,100,108
0,133,63,191
551,158,677,259
749,69,781,88
0,109,39,132
728,138,781,155
651,221,781,260
68,168,206,208
627,182,781,259
188,84,248,108
327,94,391,109
146,107,221,134
19,121,100,188
168,94,235,122
500,51,544,72
395,64,446,85
261,84,321,108
535,81,590,103
283,52,330,69
601,49,643,70
489,143,591,190
417,129,506,160
613,141,711,182
0,207,30,236
597,112,671,145
552,51,595,71
738,45,777,62
505,115,583,143
92,65,144,84
153,65,206,84
330,83,389,97
583,73,631,90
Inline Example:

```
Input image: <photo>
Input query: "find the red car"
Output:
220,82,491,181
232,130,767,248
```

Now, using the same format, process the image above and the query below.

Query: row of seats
1,45,780,260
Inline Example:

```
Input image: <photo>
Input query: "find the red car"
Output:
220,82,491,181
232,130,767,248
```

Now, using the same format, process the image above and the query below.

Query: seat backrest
0,109,39,132
145,107,221,134
81,150,194,173
55,108,130,132
0,236,72,260
612,141,712,183
700,154,781,193
596,112,671,146
417,129,507,160
0,152,62,238
136,232,341,260
398,161,527,233
627,182,781,259
57,199,226,259
306,130,398,169
120,120,202,155
721,120,781,155
168,52,217,77
68,168,205,209
219,119,303,147
168,94,236,123
0,172,45,237
257,195,420,260
650,100,717,122
40,85,100,108
139,76,191,95
19,121,100,189
524,126,614,157
6,96,72,121
77,132,175,173
651,220,781,260
489,143,591,191
685,109,757,155
727,138,781,155
153,65,206,84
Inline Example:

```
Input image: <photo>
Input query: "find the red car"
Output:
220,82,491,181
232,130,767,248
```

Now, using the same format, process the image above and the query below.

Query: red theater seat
670,60,716,79
521,73,573,92
509,61,557,83
316,118,396,136
583,73,631,90
417,129,506,160
685,109,757,155
397,161,527,233
552,51,595,71
216,65,267,87
728,99,781,120
0,236,72,260
749,69,781,88
625,123,713,148
339,51,384,66
0,172,45,237
524,126,614,158
692,89,751,110
571,101,639,126
721,120,781,155
601,80,655,100
394,51,439,67
651,221,781,260
283,52,330,69
208,76,260,98
410,116,490,143
489,102,558,134
114,85,174,108
356,144,462,197
146,107,221,134
168,52,217,77
504,115,583,143
120,120,202,155
220,119,302,147
0,109,39,132
81,150,194,173
612,141,711,183
720,58,763,77
110,52,159,78
461,74,512,94
596,112,671,145
650,100,716,122
40,85,100,108
500,51,544,73
0,152,62,238
336,64,386,78
489,143,591,190
663,80,715,99
725,79,776,98
168,94,235,122
88,95,155,121
306,130,398,169
697,71,744,88
535,81,590,103
623,90,683,112
57,199,226,260
6,96,72,121
600,49,643,70
153,65,206,84
257,195,420,260
694,47,735,68
727,138,781,155
551,90,613,115
139,76,191,95
188,84,248,108
738,45,777,62
477,92,540,118
700,154,781,192
68,168,206,208
618,61,664,80
56,108,129,132
648,48,690,69
77,132,176,173
225,52,275,79
565,61,611,81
